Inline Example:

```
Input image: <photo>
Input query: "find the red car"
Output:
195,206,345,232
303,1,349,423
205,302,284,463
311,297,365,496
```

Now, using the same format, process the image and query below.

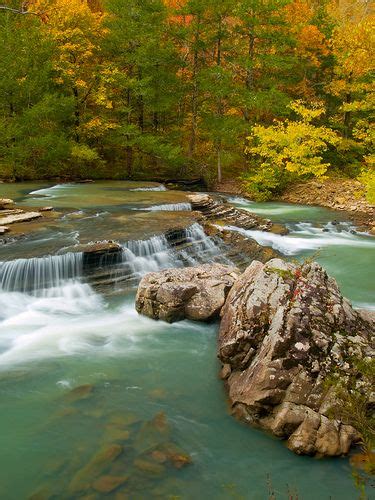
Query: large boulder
136,263,239,323
218,258,374,456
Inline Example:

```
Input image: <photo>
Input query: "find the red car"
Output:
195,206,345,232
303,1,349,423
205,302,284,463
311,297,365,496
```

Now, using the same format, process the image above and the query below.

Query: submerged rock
218,258,374,457
65,384,94,403
136,263,239,323
69,444,123,493
92,475,128,494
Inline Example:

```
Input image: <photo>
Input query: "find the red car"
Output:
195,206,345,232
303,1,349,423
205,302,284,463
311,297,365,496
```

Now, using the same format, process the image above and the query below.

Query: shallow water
0,184,374,499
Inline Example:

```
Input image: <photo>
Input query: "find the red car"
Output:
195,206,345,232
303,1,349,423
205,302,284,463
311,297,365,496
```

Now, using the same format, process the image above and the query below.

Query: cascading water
130,184,167,192
116,223,229,284
0,252,83,293
0,181,373,500
146,203,192,211
223,222,375,256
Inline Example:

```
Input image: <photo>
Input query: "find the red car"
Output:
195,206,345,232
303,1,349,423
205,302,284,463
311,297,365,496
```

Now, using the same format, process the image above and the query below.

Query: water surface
0,184,374,499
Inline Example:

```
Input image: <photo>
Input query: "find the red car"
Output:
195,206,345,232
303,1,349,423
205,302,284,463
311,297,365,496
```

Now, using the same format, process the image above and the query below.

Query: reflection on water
0,183,373,499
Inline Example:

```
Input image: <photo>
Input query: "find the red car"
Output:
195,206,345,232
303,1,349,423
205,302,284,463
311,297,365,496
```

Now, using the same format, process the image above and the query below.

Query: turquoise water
0,184,374,499
228,196,375,309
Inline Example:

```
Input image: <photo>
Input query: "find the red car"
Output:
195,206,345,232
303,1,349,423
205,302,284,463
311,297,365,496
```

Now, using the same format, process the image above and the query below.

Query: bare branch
0,3,40,16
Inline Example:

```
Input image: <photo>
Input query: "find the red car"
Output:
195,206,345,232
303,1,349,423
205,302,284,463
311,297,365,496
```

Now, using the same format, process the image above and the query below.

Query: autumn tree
243,100,339,199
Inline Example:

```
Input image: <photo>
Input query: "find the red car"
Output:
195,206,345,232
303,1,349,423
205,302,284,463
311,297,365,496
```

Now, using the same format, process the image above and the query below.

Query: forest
0,0,373,201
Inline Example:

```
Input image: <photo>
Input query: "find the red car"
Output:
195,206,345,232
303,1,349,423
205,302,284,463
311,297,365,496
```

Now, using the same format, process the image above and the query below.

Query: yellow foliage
243,101,340,200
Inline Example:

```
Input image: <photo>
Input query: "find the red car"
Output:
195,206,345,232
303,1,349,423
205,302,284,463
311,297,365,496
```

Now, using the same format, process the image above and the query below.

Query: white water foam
227,196,253,206
0,282,208,368
28,184,74,198
223,223,375,256
130,185,167,192
146,203,192,212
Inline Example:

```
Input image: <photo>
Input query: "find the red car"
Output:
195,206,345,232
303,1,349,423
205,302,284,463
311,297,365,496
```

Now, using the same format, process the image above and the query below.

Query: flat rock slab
0,209,24,216
0,211,42,225
136,263,240,323
188,193,272,231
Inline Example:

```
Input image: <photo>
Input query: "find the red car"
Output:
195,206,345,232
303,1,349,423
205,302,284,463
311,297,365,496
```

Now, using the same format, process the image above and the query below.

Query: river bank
214,177,375,232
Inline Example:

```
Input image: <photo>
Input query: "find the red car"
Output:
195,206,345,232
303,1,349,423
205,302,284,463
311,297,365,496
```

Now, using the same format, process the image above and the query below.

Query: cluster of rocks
0,198,54,238
279,179,375,232
135,259,374,457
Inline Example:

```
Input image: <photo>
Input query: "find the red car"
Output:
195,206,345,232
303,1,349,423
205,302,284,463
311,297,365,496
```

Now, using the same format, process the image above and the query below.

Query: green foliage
327,358,375,458
0,0,373,187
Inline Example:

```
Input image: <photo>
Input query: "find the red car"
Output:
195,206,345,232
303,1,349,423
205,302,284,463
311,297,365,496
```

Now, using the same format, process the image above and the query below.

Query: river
0,182,374,499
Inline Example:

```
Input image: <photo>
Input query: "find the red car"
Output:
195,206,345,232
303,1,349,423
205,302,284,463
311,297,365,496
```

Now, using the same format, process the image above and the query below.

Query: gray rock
136,264,240,323
218,258,374,457
188,193,272,231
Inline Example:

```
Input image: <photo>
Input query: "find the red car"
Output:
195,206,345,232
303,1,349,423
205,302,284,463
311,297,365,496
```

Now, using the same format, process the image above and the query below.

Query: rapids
0,182,374,499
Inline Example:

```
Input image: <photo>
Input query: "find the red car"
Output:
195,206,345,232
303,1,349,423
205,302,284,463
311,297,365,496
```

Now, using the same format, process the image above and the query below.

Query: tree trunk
217,147,222,184
73,87,80,143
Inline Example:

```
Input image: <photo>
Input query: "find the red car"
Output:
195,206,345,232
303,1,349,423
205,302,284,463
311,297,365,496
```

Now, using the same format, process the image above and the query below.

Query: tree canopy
0,0,373,200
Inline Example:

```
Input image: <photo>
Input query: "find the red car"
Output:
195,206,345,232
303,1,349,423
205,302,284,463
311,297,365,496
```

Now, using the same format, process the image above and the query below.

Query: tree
104,0,184,178
243,100,339,199
0,6,75,179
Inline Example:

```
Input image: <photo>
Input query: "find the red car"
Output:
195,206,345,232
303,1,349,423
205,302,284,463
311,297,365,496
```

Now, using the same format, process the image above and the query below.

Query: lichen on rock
218,258,374,457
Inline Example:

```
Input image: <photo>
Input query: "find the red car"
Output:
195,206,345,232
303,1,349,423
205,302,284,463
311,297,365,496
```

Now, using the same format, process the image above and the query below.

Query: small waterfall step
188,194,273,231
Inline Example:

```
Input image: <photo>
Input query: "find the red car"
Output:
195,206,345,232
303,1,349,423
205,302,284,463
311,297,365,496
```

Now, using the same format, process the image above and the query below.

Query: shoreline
213,178,375,233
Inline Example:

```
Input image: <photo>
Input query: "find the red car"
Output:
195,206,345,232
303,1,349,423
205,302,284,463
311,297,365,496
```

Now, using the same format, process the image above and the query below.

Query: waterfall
121,234,176,277
119,223,229,278
0,252,83,293
146,203,192,212
0,223,232,293
130,185,167,192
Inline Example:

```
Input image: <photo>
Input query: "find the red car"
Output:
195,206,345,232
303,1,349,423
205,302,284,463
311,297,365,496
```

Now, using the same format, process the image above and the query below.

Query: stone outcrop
218,258,374,457
0,211,42,225
188,194,272,231
203,223,279,266
136,263,239,323
279,178,375,230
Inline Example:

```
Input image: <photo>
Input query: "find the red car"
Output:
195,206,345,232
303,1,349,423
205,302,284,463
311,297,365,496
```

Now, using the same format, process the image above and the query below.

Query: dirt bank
278,178,374,232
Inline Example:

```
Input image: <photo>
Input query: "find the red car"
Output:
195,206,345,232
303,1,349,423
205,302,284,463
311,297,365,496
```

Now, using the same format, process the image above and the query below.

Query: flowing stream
0,183,374,499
